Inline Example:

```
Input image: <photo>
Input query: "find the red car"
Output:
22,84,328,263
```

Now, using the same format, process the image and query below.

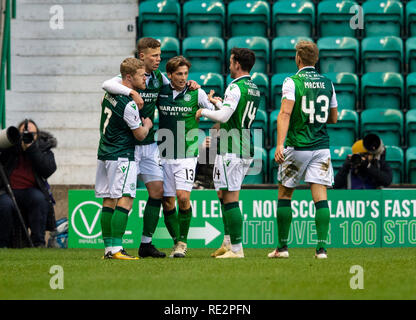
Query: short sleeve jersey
281,67,337,150
97,92,142,161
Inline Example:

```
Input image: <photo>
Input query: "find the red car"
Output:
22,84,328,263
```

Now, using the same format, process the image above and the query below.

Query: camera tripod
0,160,34,247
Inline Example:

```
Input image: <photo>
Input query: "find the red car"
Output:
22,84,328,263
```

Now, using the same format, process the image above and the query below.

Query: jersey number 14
301,95,329,124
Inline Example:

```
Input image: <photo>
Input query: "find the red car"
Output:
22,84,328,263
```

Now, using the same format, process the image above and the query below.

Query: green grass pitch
0,248,415,300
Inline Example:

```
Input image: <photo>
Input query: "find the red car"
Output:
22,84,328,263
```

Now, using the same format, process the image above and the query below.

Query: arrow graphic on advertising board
155,221,221,245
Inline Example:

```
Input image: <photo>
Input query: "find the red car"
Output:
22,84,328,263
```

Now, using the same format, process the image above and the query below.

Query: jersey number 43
301,95,329,124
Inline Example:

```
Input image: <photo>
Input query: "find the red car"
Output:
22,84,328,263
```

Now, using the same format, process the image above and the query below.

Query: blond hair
166,55,191,74
295,40,319,66
120,58,144,79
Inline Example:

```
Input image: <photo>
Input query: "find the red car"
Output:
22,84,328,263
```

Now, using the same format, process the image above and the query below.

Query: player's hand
208,90,222,105
275,145,285,164
187,80,200,91
142,117,153,129
195,109,203,122
130,90,144,110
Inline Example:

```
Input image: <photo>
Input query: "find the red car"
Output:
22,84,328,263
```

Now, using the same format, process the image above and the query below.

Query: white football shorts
135,142,164,184
213,153,253,192
161,157,198,197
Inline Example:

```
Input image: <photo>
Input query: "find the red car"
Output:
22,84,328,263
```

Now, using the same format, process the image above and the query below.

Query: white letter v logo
79,208,101,234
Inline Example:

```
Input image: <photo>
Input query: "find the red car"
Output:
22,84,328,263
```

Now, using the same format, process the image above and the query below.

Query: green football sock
111,206,129,248
315,200,330,251
164,208,179,244
178,206,192,243
100,207,114,248
224,202,243,245
277,199,292,248
142,197,162,238
220,199,230,235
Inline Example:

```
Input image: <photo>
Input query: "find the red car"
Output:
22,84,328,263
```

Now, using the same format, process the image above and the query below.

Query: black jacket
0,131,57,230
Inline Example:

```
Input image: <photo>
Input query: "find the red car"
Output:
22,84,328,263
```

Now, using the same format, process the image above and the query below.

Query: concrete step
6,110,100,129
50,128,100,149
49,164,97,185
12,39,135,57
6,92,105,112
18,4,137,21
11,20,136,40
13,56,129,75
11,75,115,92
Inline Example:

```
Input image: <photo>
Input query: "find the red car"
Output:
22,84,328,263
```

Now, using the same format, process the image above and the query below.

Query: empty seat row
139,0,415,38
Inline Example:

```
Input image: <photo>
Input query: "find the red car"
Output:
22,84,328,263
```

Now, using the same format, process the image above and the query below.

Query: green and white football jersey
157,86,214,159
219,75,261,157
281,66,337,150
97,93,142,161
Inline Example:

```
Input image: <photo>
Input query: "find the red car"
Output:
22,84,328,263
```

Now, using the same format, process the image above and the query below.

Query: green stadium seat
361,36,403,73
138,0,180,37
271,36,313,73
227,36,270,74
272,0,315,37
188,72,224,96
407,73,416,110
317,1,359,37
269,109,280,146
323,72,358,111
330,146,352,177
406,110,416,147
317,36,359,73
182,36,225,74
271,73,292,110
361,108,403,147
407,1,416,37
153,37,179,73
385,145,404,184
406,37,416,73
327,109,359,147
405,147,416,183
361,72,404,110
362,0,403,37
251,72,269,111
269,147,279,184
243,146,267,184
183,0,225,37
251,109,268,146
227,1,270,37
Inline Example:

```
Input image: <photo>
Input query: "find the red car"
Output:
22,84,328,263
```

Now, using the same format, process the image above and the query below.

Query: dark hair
230,48,256,72
17,119,39,134
137,37,161,54
166,55,191,74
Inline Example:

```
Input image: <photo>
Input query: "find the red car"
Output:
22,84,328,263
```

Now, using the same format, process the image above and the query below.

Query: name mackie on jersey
304,82,326,89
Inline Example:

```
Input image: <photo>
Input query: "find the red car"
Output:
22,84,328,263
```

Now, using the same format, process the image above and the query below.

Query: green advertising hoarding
68,189,416,249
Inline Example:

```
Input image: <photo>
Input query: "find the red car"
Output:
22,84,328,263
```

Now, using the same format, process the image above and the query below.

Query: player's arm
275,78,295,164
102,75,144,109
124,101,153,141
327,83,338,124
197,88,216,110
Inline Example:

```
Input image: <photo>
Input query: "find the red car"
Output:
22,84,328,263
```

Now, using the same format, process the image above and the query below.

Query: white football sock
224,235,231,245
231,243,242,253
141,235,152,244
111,246,123,254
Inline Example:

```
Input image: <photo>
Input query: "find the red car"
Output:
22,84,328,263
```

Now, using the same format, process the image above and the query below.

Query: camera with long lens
0,126,21,149
350,153,362,167
22,119,34,144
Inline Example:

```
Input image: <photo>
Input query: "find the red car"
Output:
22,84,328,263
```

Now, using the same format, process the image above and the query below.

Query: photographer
0,119,57,248
334,134,393,189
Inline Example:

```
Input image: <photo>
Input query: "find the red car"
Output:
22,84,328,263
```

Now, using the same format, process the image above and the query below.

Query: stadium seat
227,1,270,37
138,0,180,37
269,147,279,184
405,147,416,183
362,0,403,37
243,146,267,184
317,0,359,37
406,110,416,147
323,72,358,111
330,146,352,177
385,145,404,184
361,36,403,73
327,109,359,147
188,72,224,96
227,36,270,74
271,36,313,74
183,0,225,37
251,109,268,147
182,36,225,74
361,72,404,110
406,37,416,73
407,1,416,37
317,36,359,73
361,108,403,147
269,109,279,146
271,73,292,110
154,37,180,73
272,0,315,37
407,73,416,110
